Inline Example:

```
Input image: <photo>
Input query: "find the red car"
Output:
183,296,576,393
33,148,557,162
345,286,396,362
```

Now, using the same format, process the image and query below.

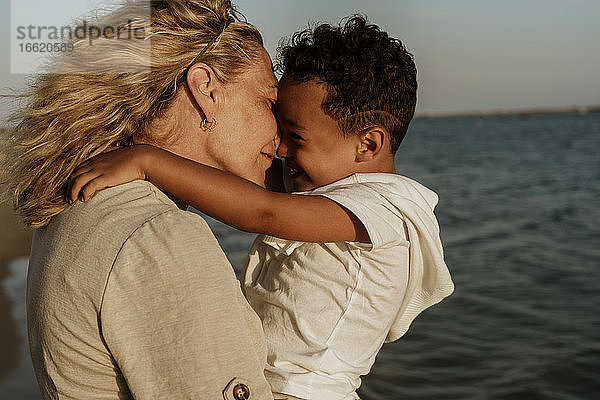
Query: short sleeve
308,182,407,250
100,210,273,400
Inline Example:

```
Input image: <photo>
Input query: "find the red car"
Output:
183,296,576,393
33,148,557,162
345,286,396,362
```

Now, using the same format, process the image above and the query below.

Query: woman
1,1,278,398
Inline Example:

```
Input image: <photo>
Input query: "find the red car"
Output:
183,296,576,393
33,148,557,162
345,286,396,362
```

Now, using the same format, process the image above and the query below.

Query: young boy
69,16,454,400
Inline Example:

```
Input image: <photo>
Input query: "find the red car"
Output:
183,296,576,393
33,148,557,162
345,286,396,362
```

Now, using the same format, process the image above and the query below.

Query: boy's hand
67,145,149,204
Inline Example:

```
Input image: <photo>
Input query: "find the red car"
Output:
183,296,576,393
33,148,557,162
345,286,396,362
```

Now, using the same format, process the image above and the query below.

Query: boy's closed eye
288,132,304,141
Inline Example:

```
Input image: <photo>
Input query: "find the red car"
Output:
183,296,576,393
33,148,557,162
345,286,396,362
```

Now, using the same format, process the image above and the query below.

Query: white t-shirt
243,173,454,400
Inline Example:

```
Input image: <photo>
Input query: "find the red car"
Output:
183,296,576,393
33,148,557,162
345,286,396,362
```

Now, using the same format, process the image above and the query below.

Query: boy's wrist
134,144,156,181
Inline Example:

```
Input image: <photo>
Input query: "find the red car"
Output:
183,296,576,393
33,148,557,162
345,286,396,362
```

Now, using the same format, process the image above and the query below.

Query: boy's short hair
276,16,417,153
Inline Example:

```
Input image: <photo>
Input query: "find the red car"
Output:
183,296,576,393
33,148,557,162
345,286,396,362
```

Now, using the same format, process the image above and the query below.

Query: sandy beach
0,201,32,260
0,200,32,379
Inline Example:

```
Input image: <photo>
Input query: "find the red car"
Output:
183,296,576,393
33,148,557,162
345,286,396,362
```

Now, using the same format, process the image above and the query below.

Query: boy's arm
140,147,369,243
69,145,369,243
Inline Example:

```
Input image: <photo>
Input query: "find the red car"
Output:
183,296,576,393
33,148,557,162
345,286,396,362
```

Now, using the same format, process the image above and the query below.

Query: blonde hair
0,0,264,228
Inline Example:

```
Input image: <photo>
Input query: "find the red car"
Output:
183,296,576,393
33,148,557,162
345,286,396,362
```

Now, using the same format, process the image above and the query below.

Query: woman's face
206,48,279,187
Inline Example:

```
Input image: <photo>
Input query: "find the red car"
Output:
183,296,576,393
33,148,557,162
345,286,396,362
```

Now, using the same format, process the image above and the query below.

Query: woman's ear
355,127,387,162
186,63,219,117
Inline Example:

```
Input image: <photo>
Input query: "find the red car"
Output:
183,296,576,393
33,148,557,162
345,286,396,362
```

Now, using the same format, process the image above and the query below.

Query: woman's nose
276,136,288,158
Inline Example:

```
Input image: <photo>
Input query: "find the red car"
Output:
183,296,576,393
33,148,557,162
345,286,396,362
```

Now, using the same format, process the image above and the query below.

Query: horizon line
415,105,600,119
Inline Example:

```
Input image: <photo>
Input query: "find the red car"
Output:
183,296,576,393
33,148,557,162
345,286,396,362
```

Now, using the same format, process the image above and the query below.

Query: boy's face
276,76,360,191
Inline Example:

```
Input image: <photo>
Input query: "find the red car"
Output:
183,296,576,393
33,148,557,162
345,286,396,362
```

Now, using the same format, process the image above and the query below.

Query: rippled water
1,113,599,399
356,113,600,399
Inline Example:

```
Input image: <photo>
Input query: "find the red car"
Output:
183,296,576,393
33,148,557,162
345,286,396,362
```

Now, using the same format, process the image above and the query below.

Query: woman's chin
260,169,272,188
252,173,268,188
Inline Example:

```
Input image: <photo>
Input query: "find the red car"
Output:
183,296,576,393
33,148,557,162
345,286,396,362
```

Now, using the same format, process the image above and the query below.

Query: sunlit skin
66,72,400,243
136,47,279,204
188,48,279,187
276,74,396,192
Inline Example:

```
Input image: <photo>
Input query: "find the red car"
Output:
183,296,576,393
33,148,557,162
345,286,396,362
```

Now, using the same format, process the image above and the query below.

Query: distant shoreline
415,105,600,119
2,106,599,127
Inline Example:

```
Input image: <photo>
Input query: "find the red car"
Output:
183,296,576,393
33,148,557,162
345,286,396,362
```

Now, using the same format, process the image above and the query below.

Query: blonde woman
1,1,278,398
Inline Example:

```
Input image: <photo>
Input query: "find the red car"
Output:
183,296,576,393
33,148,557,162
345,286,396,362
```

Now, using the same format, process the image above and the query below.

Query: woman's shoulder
45,181,215,260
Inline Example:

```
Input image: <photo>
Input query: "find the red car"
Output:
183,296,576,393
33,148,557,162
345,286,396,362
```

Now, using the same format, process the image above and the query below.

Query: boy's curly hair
276,15,417,153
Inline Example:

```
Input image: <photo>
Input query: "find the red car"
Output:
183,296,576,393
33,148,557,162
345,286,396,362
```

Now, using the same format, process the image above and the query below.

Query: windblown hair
0,0,263,227
276,15,417,154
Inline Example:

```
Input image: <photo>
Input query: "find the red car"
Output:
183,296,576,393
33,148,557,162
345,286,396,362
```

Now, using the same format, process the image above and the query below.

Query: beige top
27,181,273,400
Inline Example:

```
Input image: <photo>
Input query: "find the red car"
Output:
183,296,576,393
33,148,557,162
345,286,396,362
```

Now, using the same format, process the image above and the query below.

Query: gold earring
202,118,217,131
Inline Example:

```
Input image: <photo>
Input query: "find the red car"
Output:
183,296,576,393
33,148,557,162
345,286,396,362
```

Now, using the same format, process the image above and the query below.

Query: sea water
1,112,598,399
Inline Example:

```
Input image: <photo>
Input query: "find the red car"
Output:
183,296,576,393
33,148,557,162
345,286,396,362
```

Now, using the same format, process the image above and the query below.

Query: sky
1,0,599,121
